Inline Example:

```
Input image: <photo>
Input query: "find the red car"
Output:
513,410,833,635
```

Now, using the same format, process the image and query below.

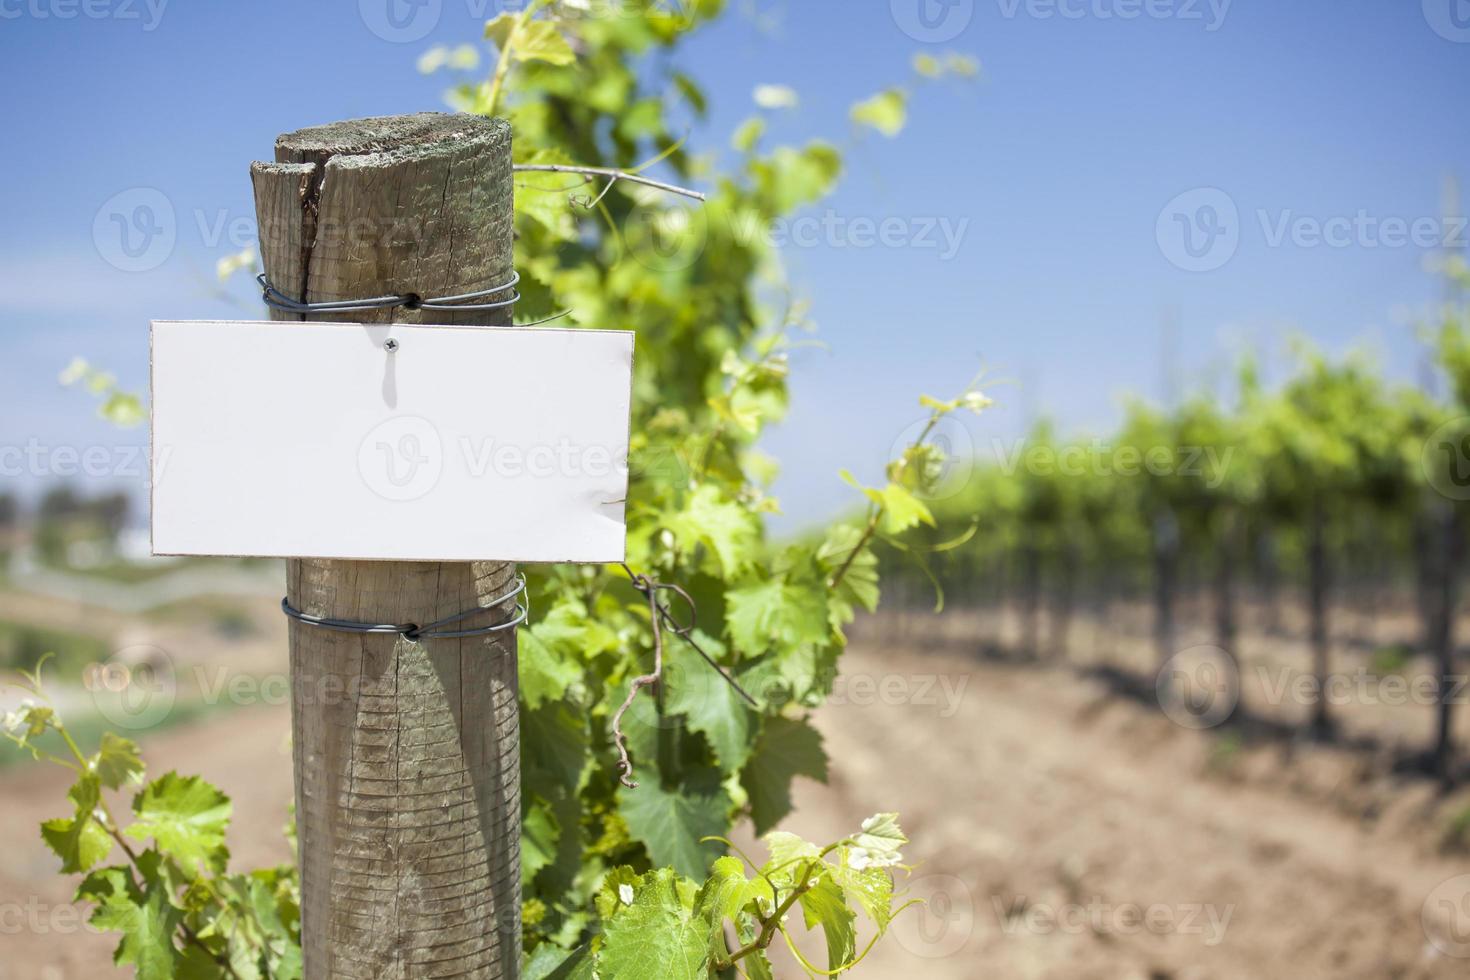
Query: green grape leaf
485,14,576,66
693,855,778,965
514,149,581,240
763,831,820,877
519,622,586,709
876,483,935,534
599,869,707,979
524,941,595,980
619,777,730,879
40,773,112,874
512,21,576,65
79,856,182,980
725,577,830,655
665,485,761,575
125,773,232,877
665,640,754,773
818,524,881,628
100,392,146,427
798,875,857,971
95,732,145,790
19,703,56,737
830,863,895,933
850,89,908,137
741,717,829,835
672,71,708,116
913,52,943,78
523,704,591,798
732,117,765,153
522,798,561,881
849,812,907,869
175,944,227,979
752,142,843,213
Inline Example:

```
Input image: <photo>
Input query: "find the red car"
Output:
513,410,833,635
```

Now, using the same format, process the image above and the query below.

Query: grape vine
14,2,987,977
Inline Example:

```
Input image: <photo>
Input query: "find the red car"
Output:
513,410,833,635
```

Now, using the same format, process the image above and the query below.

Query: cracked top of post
273,112,510,168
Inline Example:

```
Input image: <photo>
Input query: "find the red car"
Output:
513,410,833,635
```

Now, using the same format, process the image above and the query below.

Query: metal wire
257,271,521,315
618,563,759,708
281,575,528,640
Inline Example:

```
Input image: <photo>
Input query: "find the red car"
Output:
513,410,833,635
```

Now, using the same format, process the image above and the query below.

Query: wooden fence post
250,113,521,979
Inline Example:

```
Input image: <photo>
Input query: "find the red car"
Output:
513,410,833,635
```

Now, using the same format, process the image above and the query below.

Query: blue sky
1,0,1467,529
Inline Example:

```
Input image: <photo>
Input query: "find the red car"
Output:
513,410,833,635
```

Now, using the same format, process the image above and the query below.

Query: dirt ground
3,601,1470,978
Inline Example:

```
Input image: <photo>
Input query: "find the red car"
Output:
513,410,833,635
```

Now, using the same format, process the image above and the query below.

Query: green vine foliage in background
9,2,987,977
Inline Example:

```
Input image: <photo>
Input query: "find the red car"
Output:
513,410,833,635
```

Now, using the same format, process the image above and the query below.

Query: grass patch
1205,731,1245,778
1441,805,1470,854
1370,643,1415,676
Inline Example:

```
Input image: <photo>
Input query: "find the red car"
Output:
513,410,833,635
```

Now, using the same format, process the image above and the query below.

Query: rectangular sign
150,320,632,563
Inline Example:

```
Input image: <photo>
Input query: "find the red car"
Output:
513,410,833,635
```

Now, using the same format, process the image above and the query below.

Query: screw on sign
147,114,641,978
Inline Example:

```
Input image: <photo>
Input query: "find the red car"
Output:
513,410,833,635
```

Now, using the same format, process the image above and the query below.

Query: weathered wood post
250,113,521,978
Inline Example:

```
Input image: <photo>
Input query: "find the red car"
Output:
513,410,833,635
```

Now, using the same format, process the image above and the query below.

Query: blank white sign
150,320,632,563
